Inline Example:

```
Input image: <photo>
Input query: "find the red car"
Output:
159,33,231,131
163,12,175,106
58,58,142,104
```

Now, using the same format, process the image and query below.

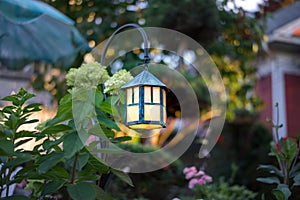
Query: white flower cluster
104,69,133,95
66,62,133,95
66,62,109,89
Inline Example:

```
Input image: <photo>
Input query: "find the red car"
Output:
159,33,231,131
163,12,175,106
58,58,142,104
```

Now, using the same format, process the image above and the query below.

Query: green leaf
66,153,89,171
272,184,291,200
96,109,120,131
6,113,18,131
38,152,64,174
269,141,280,158
41,180,66,196
76,153,89,171
0,139,14,156
46,166,69,180
23,103,42,114
95,91,104,108
63,131,84,158
77,171,100,182
73,99,94,124
100,102,114,115
110,136,131,143
17,119,39,127
19,90,35,106
14,138,33,148
90,147,123,154
4,152,32,168
42,136,65,150
257,165,284,177
1,106,16,114
290,162,300,177
1,89,34,106
67,182,96,200
46,94,72,126
88,125,115,139
88,125,105,137
293,173,300,186
282,138,298,168
110,168,133,187
102,128,115,138
15,130,36,138
99,101,120,120
87,156,109,174
272,190,285,200
256,177,280,184
106,95,120,106
42,124,72,135
92,184,112,200
1,95,19,104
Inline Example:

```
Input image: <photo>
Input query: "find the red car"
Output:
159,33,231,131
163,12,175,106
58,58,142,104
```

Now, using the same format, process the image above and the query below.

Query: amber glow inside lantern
122,69,167,129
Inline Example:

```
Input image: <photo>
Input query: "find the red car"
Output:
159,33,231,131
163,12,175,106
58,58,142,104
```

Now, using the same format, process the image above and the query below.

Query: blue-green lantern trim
123,85,167,129
123,69,167,129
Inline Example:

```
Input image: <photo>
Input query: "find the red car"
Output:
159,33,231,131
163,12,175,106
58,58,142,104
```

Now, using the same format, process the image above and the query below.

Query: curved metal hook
100,23,150,66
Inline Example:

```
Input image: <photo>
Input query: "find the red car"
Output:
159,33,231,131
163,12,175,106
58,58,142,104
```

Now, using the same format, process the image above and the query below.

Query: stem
273,103,286,178
71,152,79,184
275,104,280,142
284,162,289,185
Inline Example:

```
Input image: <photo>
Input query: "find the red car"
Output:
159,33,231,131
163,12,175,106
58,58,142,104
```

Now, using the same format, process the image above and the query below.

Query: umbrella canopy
0,0,90,70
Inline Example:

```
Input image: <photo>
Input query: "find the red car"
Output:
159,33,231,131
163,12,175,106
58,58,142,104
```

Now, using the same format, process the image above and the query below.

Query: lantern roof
121,69,166,89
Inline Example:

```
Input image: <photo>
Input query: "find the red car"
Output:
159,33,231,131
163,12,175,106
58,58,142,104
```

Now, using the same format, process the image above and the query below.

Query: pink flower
185,171,197,179
184,166,213,188
188,178,199,189
202,175,213,183
195,170,205,177
183,166,197,174
183,166,197,179
198,178,205,185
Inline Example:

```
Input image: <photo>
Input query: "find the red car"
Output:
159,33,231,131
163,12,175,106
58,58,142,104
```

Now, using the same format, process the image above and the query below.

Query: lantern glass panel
144,86,151,103
152,87,160,103
144,104,161,121
127,105,139,122
133,87,139,104
126,88,132,104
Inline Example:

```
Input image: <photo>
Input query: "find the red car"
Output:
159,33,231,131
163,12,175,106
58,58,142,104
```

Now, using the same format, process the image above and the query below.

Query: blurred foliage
183,174,257,200
0,84,133,198
257,104,300,199
108,143,185,200
42,0,142,47
143,0,220,47
39,0,294,119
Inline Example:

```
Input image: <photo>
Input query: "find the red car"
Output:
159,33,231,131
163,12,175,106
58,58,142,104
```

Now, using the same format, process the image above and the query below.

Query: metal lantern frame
100,24,167,130
121,69,167,129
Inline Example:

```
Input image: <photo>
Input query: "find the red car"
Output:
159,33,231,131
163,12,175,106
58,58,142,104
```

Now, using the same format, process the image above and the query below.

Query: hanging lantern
122,68,167,129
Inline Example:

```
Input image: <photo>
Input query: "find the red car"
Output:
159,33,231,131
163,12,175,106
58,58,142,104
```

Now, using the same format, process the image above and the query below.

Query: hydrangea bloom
104,69,133,95
66,62,109,89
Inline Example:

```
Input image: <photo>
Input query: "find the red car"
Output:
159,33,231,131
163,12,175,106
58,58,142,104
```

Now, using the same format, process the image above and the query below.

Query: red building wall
285,74,300,136
256,74,272,128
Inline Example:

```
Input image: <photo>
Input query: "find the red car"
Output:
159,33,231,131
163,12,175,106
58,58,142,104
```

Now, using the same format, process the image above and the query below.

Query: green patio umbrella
0,0,90,70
